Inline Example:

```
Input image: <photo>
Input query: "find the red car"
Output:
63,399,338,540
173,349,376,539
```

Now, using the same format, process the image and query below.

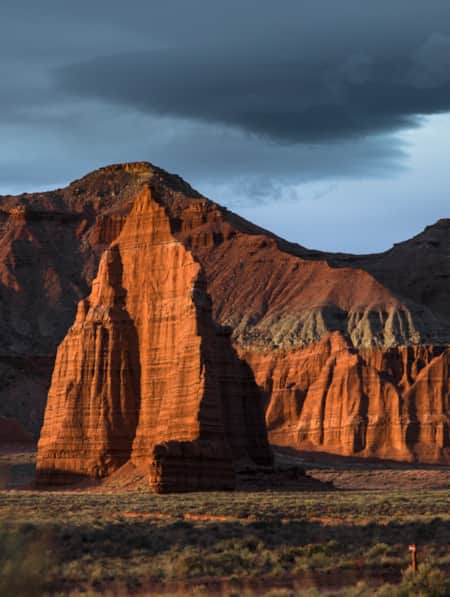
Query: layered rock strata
36,187,271,490
240,333,450,463
0,162,448,466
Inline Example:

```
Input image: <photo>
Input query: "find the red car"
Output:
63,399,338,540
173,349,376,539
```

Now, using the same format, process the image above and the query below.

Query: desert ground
1,445,449,596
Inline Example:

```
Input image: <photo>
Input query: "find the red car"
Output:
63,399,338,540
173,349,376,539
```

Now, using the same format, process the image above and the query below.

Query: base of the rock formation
35,186,272,491
147,441,236,492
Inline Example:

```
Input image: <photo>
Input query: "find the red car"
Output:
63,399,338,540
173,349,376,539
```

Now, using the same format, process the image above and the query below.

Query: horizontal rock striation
148,441,236,493
1,162,449,466
36,187,271,490
241,333,450,463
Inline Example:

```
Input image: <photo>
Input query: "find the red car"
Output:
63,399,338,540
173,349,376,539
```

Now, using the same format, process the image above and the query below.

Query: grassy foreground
1,489,449,596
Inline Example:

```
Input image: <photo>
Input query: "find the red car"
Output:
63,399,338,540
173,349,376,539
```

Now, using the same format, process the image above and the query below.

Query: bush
0,526,49,596
377,563,450,597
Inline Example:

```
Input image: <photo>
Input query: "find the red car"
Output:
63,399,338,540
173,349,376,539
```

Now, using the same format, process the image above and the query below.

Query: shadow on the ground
52,517,450,562
273,445,450,471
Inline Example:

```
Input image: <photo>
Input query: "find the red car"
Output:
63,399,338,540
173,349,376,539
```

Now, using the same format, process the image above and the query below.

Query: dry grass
1,448,449,595
1,488,449,595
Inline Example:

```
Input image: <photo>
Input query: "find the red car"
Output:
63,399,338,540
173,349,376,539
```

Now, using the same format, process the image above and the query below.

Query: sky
1,0,450,253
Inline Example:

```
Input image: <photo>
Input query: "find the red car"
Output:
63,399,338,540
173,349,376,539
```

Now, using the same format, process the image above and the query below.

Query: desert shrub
396,563,450,597
262,589,296,597
364,542,405,568
365,542,391,559
0,525,49,596
377,563,450,597
1,489,449,593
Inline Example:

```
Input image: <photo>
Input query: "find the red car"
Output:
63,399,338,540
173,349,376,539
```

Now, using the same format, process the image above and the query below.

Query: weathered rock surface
36,187,271,490
0,164,156,435
240,333,450,463
0,162,449,467
323,219,450,326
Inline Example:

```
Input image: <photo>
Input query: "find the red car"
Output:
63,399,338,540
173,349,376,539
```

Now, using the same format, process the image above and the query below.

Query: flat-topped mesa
36,186,272,491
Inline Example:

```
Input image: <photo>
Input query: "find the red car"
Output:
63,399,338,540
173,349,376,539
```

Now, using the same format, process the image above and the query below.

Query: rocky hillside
1,162,449,470
37,186,271,490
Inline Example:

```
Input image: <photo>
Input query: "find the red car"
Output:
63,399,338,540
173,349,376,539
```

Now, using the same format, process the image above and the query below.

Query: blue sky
237,113,450,252
1,1,449,253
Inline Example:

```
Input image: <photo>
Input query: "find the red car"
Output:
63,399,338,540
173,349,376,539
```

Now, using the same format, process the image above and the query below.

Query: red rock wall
240,334,450,463
2,162,449,468
36,187,271,490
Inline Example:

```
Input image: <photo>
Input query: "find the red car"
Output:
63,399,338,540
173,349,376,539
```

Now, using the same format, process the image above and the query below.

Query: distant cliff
0,162,448,476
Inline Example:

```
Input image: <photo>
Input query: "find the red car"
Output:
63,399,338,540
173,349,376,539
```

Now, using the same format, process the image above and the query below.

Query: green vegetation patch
0,489,449,595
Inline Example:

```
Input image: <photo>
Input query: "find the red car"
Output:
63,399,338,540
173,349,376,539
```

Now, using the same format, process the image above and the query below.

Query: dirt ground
1,443,449,595
2,443,450,492
273,447,450,491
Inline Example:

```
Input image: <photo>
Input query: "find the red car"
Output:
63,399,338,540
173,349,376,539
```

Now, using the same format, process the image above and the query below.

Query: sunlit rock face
0,162,449,468
240,333,450,464
36,187,272,490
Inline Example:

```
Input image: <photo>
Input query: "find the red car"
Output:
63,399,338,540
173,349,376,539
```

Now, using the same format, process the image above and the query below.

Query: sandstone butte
0,162,447,489
36,187,272,490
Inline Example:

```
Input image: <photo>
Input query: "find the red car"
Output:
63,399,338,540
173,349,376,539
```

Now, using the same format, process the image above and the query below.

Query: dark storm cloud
3,0,450,142
56,42,450,143
53,2,450,143
0,0,449,240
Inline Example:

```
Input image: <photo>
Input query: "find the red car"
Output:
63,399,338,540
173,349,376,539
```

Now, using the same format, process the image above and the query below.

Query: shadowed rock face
0,416,33,444
0,162,449,465
36,188,271,490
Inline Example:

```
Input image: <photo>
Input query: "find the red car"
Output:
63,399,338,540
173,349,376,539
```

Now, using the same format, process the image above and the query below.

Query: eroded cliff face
36,187,271,490
1,162,449,467
240,334,450,463
0,164,156,435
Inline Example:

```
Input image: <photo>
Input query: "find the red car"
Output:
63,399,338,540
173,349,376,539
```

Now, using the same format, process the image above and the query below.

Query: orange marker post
408,544,417,573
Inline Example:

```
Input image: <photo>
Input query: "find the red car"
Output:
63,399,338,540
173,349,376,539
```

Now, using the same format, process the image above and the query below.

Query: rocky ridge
0,162,449,468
